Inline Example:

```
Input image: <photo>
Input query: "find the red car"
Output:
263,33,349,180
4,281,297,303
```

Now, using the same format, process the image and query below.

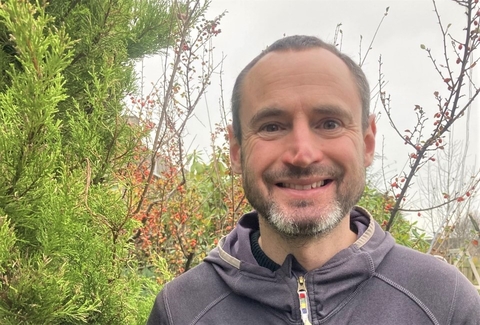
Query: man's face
228,48,376,238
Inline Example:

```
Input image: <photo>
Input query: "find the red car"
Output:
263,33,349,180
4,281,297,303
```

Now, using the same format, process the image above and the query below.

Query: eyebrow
248,107,286,129
310,105,354,122
248,104,354,129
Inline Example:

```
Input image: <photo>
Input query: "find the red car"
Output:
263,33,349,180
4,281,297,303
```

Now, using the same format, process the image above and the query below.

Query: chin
265,203,345,238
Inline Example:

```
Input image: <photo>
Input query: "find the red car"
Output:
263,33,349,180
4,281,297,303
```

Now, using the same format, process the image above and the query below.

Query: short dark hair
231,35,370,143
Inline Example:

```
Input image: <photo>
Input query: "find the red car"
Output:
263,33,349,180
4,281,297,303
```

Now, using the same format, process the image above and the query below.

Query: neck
257,216,357,271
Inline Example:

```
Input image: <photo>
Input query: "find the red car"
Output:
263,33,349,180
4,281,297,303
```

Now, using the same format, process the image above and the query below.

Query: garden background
0,0,479,324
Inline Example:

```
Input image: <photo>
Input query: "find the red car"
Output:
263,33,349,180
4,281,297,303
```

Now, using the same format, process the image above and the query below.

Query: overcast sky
137,0,479,215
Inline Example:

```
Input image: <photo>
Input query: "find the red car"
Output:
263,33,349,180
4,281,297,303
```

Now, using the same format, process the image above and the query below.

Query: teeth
283,180,325,190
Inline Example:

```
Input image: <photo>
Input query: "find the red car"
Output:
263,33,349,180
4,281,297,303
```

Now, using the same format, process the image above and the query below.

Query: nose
282,124,323,168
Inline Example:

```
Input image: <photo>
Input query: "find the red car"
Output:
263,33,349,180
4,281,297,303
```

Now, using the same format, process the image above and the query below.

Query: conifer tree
0,0,181,323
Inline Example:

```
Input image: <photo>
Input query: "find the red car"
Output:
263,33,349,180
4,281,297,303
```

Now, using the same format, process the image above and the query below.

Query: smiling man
147,35,480,325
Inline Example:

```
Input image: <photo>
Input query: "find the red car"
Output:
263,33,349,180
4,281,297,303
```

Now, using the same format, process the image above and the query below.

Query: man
147,35,480,325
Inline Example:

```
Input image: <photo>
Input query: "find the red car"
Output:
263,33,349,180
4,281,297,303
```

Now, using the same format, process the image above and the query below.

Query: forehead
240,48,361,120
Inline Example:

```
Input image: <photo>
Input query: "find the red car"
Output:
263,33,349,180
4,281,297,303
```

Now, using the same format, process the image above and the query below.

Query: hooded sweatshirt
147,207,480,325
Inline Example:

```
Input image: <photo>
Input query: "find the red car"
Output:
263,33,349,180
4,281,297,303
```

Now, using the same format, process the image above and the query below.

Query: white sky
137,0,480,220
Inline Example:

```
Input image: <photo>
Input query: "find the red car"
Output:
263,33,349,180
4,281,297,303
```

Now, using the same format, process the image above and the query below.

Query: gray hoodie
147,207,480,324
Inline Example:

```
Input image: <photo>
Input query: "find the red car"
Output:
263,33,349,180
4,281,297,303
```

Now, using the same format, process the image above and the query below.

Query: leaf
420,44,426,50
469,214,480,232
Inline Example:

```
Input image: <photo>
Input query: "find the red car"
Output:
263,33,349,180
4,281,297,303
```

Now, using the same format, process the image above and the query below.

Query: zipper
297,276,312,325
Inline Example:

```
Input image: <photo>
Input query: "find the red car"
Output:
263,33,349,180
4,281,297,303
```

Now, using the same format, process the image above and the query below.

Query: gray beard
242,164,365,239
264,200,345,239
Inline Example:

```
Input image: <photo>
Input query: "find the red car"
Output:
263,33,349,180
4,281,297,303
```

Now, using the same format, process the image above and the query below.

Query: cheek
332,138,365,165
243,149,261,169
242,138,263,160
242,140,279,172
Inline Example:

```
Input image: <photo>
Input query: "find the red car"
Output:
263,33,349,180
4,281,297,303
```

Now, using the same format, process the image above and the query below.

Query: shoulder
163,261,232,301
377,244,463,287
374,244,480,324
146,262,233,325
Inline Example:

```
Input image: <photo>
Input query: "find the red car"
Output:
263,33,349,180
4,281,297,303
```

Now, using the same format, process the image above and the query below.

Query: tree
378,0,480,237
0,0,183,323
129,50,248,276
417,136,479,255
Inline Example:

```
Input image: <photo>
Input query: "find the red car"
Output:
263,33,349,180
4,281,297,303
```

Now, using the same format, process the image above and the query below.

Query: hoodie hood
204,206,396,321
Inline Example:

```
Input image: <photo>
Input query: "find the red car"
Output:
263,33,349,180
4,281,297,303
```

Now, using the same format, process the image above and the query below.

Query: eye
257,122,287,139
261,123,282,132
321,119,341,130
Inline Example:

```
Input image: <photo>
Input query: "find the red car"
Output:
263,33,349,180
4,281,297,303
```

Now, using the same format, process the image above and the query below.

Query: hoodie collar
215,206,378,271
206,207,396,320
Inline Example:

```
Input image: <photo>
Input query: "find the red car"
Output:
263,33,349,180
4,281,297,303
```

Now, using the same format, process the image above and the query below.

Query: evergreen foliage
0,0,177,323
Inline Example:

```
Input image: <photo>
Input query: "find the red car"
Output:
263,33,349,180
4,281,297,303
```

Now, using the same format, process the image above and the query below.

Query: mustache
263,165,343,182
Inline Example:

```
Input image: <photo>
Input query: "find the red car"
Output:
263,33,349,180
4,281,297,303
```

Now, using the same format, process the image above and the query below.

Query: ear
363,114,376,167
227,125,242,174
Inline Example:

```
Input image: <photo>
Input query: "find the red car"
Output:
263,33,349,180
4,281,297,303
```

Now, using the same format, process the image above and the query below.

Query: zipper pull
297,276,312,325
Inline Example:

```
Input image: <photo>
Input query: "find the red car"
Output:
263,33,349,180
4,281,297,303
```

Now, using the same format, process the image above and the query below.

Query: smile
278,180,331,190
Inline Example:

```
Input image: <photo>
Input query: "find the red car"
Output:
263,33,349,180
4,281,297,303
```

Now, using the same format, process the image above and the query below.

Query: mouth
277,179,333,190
